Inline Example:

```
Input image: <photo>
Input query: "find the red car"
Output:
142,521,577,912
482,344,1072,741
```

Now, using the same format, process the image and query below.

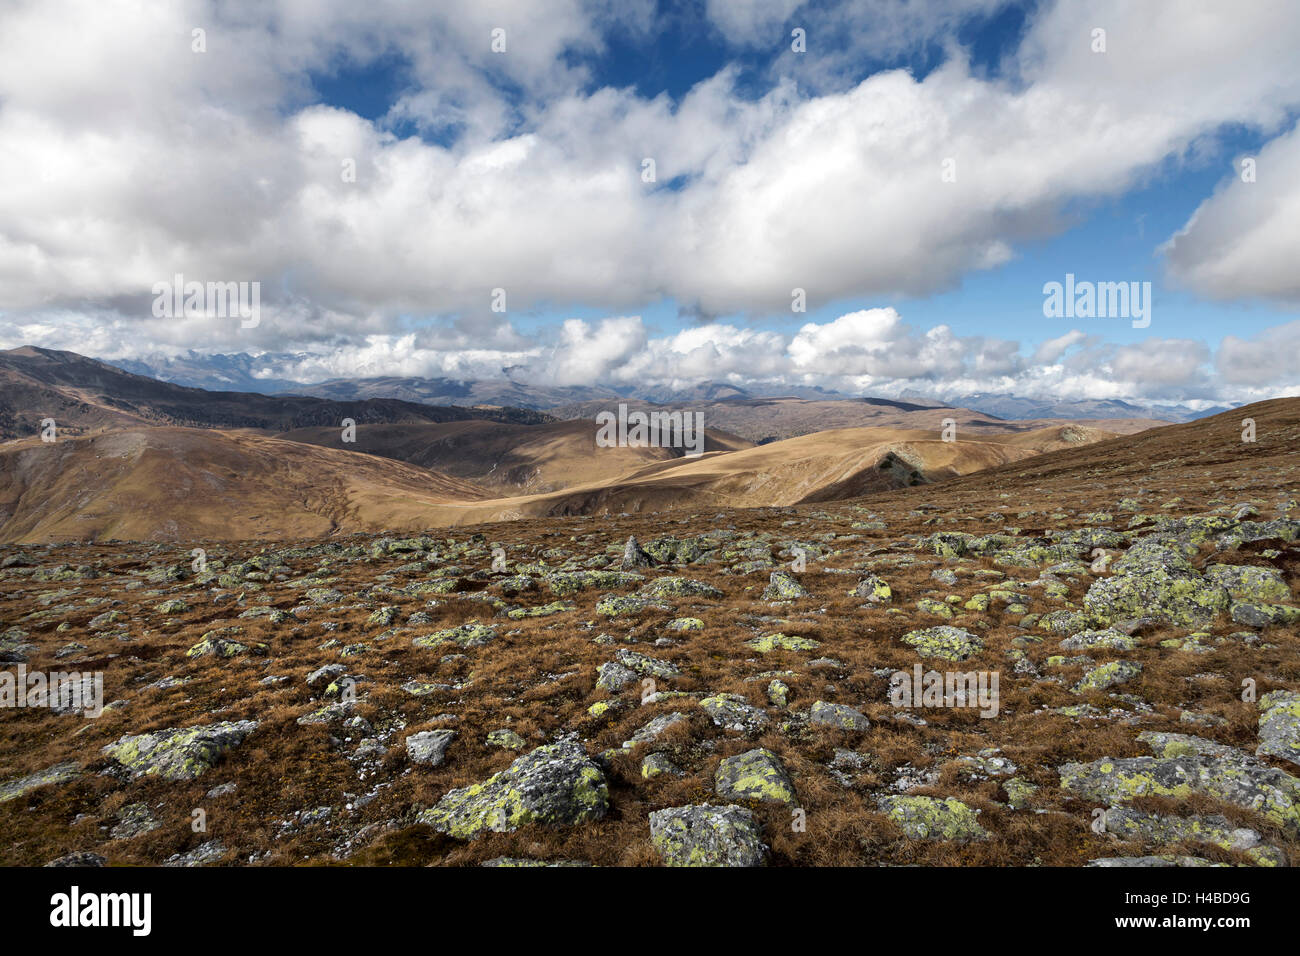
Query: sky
0,0,1297,406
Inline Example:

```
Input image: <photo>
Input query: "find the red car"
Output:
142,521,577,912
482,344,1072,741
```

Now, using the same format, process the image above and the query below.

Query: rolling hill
0,417,1126,541
546,395,1166,443
0,427,486,543
275,419,754,495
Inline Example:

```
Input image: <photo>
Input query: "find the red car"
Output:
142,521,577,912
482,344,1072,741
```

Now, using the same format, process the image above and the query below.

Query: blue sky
0,0,1297,404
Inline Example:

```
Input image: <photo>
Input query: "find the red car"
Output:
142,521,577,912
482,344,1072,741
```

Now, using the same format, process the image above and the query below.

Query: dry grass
0,399,1298,866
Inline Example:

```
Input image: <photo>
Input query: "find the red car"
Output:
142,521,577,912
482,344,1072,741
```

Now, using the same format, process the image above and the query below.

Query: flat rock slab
0,761,81,803
102,720,259,781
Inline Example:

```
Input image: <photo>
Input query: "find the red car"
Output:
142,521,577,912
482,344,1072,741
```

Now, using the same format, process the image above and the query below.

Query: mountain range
100,350,1230,422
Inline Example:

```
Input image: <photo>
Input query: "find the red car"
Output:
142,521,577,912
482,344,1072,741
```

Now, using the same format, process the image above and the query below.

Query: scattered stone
1257,690,1300,768
762,570,808,601
745,632,820,653
45,852,107,867
487,728,527,750
406,729,456,766
102,721,259,781
809,700,870,731
413,622,496,649
0,762,81,803
649,804,767,867
876,795,990,841
417,741,609,839
714,748,797,804
700,694,769,732
900,625,984,661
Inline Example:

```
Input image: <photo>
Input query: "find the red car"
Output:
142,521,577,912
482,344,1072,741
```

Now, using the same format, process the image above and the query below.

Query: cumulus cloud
0,0,1298,403
1161,120,1300,304
5,1,1300,322
1215,320,1300,387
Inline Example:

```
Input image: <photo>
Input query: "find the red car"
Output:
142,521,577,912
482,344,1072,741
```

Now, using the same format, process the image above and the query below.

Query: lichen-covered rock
640,750,683,778
767,679,789,708
639,576,723,599
1257,690,1300,768
186,632,266,658
1136,731,1241,760
1073,660,1142,694
45,852,107,867
487,728,527,750
1230,602,1300,627
1003,777,1039,809
643,536,707,565
876,795,990,840
110,803,160,840
850,575,892,602
366,605,400,628
412,622,496,649
596,661,637,692
406,729,456,766
1083,543,1230,626
88,610,128,630
417,740,608,838
163,840,227,867
1059,740,1300,834
492,575,537,597
762,570,807,601
613,714,685,753
1101,806,1284,866
481,856,591,867
649,804,767,867
1060,628,1139,651
700,694,770,732
546,570,644,596
155,598,189,615
951,750,1017,777
615,648,681,679
0,630,35,663
809,700,871,731
0,762,80,803
102,720,259,781
915,598,955,619
1204,564,1291,602
744,632,820,653
506,600,575,619
620,535,653,570
714,748,796,804
666,617,704,631
900,625,984,661
595,594,669,617
1087,855,1227,867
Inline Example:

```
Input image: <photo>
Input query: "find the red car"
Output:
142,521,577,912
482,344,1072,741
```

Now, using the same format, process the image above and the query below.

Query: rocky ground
2,405,1299,867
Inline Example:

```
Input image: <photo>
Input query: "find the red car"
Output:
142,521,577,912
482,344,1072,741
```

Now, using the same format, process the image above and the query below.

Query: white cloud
1161,120,1300,304
1215,320,1300,387
4,1,1300,326
1,0,1299,404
